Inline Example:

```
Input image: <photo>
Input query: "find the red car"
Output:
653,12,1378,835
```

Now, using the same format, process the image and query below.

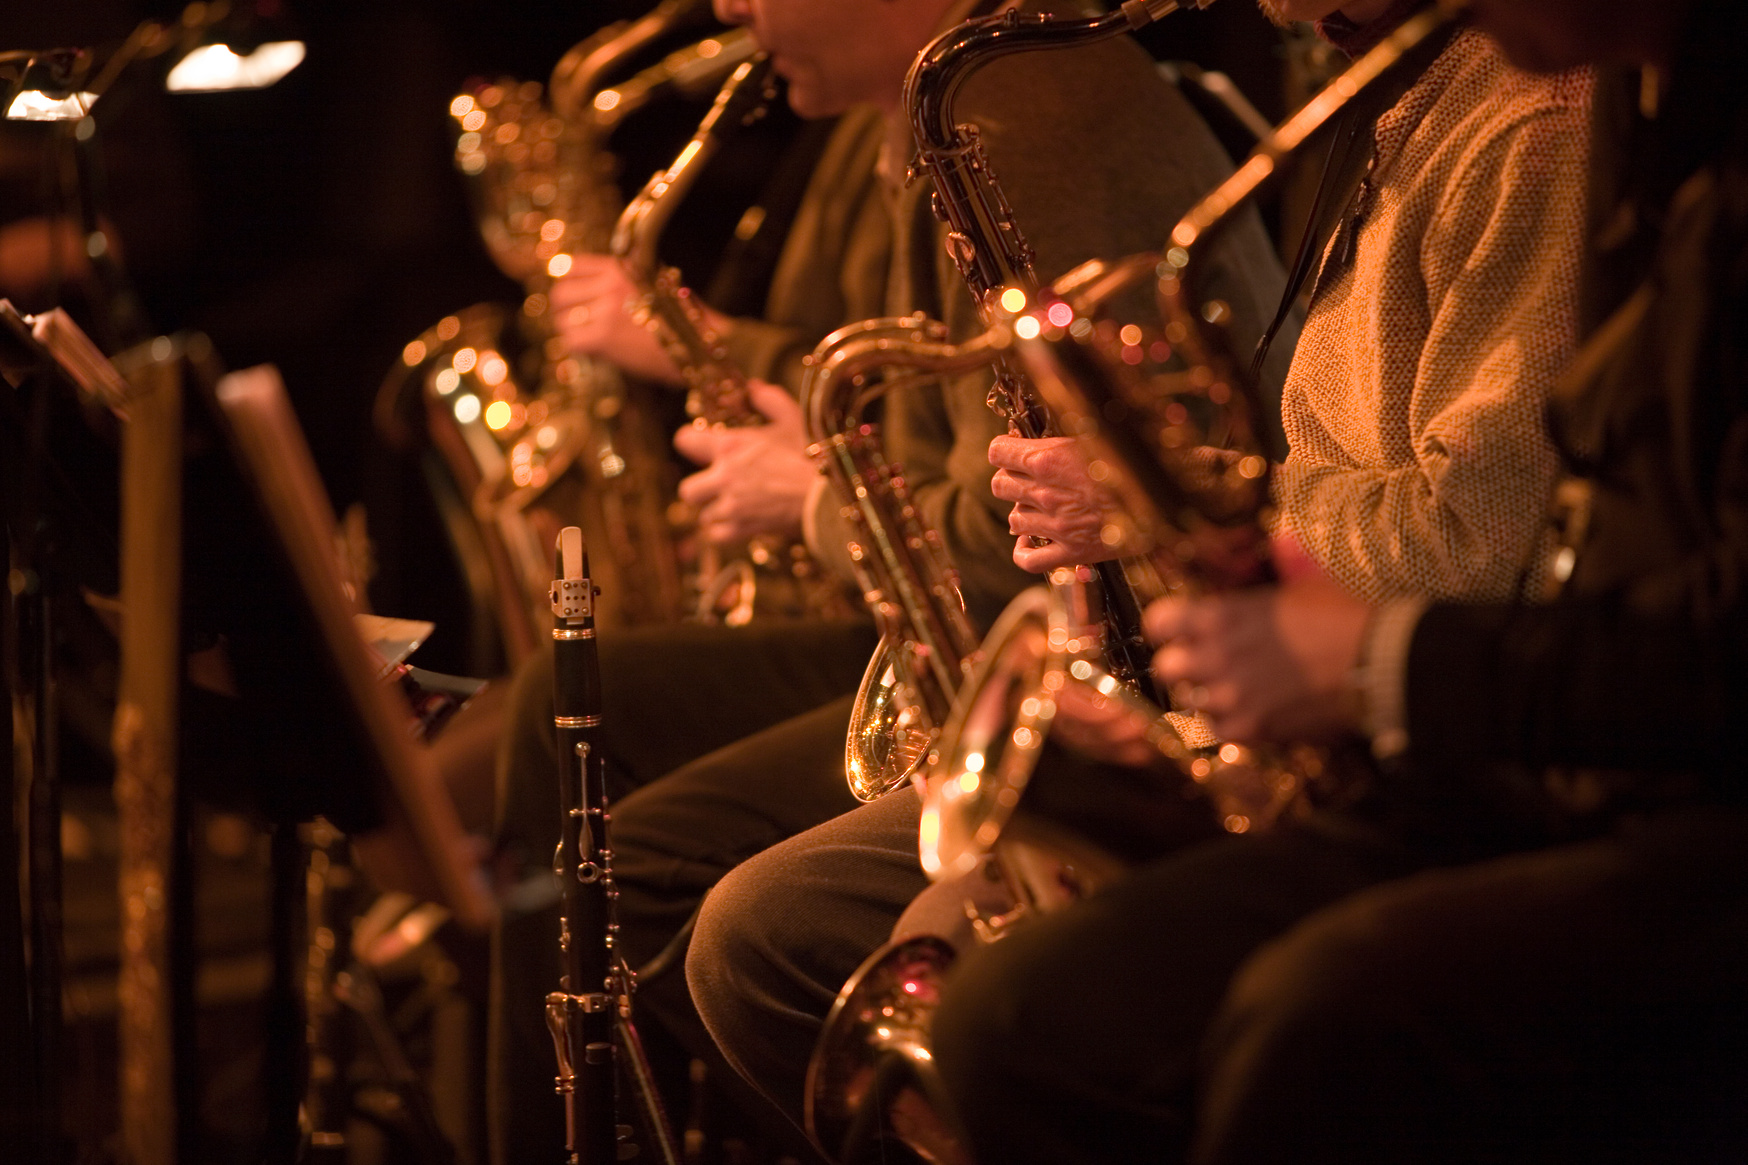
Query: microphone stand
545,527,682,1165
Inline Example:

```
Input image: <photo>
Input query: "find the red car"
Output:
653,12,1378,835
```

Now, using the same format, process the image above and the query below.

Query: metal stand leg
112,349,184,1165
2,519,48,1165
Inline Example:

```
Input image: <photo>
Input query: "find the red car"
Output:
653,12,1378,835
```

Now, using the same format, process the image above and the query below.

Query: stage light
2,53,95,122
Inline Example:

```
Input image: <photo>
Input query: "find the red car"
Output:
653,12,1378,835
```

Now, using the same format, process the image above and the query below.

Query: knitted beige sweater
1275,30,1593,604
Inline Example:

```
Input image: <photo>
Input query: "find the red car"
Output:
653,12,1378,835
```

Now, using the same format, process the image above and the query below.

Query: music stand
3,303,493,1163
205,363,493,931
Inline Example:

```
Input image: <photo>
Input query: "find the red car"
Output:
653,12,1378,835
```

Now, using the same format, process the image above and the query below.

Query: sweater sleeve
1277,103,1587,603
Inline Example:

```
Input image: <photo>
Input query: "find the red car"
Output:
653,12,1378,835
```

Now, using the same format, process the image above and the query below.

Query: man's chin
783,85,843,121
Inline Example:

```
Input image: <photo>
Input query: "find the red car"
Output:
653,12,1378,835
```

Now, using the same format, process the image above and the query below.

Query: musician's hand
673,380,815,544
988,434,1124,572
1144,551,1370,743
549,254,681,385
1047,680,1163,769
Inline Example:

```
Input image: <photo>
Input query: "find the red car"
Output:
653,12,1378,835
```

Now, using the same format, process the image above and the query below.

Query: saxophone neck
902,1,1218,361
801,316,1005,445
587,29,761,137
550,0,716,116
1166,5,1460,272
611,54,776,278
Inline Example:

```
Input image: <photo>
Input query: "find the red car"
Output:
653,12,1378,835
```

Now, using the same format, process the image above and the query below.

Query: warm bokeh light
453,394,481,424
484,400,513,430
999,287,1028,314
166,41,305,93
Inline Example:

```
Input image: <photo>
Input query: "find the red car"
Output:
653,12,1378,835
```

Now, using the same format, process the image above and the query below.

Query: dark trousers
687,789,933,1134
928,805,1748,1165
683,746,1231,1141
1194,805,1748,1165
488,618,877,1165
929,819,1418,1165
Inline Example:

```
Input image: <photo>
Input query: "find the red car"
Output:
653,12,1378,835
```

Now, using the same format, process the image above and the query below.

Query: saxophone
376,7,757,661
609,56,855,623
924,2,1464,879
904,0,1220,695
806,9,1463,1161
801,318,1009,800
809,0,1213,805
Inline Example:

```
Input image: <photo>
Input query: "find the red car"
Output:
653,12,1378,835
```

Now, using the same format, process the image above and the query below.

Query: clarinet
545,526,614,1165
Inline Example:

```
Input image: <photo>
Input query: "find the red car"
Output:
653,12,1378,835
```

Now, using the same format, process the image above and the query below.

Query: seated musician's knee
685,848,796,1058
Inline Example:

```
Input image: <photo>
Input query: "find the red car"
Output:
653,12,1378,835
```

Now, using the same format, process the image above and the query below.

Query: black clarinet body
546,526,616,1165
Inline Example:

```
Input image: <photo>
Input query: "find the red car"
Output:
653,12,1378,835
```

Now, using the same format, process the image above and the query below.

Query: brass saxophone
376,8,757,661
610,55,778,427
905,0,1220,695
801,318,1008,801
806,8,1463,1160
807,0,1218,807
609,56,855,623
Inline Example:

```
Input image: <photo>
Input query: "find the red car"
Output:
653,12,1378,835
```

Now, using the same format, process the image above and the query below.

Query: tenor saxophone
806,8,1464,1161
925,2,1464,877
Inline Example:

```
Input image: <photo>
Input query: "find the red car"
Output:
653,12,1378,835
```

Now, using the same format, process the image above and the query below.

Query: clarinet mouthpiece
551,526,594,622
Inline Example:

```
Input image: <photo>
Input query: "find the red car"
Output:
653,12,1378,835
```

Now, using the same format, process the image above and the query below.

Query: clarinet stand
545,527,683,1165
